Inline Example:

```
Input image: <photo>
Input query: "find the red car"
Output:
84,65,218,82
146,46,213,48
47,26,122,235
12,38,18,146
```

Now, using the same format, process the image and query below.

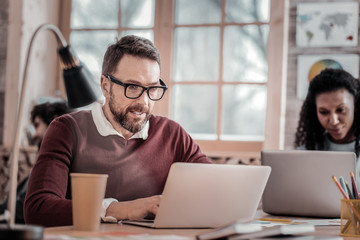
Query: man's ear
101,75,110,97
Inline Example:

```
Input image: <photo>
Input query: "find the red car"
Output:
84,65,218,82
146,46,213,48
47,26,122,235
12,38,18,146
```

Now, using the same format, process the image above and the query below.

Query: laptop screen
261,150,356,218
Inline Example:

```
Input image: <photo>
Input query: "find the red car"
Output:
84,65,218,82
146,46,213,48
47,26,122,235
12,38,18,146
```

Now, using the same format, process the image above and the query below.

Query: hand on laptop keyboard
106,195,162,221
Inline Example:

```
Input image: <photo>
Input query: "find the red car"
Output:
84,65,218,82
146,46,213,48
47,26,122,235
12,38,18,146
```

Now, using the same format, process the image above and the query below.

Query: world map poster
296,2,358,47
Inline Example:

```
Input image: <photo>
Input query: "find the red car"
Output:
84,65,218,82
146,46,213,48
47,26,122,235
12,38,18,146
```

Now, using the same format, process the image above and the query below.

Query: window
69,0,155,81
63,0,285,156
172,0,269,143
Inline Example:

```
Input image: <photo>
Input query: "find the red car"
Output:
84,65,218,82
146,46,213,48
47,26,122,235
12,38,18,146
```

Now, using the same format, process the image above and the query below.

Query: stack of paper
197,222,316,240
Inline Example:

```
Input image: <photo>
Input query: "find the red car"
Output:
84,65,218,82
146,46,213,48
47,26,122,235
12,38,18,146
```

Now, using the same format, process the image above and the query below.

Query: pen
257,218,292,223
345,181,355,200
350,172,359,199
339,176,348,197
331,176,349,199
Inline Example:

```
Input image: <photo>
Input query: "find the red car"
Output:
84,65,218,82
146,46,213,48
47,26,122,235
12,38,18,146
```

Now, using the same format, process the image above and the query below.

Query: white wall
3,0,62,147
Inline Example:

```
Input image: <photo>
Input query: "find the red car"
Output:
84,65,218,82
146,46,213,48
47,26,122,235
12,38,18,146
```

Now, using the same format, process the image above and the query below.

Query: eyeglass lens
125,85,164,100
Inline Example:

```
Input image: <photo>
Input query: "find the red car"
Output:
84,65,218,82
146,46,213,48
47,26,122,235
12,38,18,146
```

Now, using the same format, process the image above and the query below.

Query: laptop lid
123,162,271,228
261,150,357,218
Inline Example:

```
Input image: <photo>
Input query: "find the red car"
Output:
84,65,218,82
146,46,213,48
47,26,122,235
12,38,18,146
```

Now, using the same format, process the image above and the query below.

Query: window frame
60,0,288,157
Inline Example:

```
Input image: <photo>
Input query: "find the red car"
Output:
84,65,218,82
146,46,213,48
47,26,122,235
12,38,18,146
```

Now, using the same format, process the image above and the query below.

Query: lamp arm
6,24,68,227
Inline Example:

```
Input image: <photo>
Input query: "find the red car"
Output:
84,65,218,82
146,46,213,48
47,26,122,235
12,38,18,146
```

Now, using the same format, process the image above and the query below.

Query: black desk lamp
0,23,99,239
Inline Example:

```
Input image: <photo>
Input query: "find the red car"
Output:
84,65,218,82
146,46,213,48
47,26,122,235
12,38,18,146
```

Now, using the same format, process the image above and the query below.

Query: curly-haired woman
295,68,360,175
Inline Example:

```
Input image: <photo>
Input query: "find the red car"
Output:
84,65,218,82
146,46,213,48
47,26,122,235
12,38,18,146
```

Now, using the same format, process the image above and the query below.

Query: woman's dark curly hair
294,68,360,156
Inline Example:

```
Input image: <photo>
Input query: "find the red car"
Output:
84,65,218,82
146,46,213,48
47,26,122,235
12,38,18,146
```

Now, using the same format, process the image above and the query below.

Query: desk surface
44,211,358,240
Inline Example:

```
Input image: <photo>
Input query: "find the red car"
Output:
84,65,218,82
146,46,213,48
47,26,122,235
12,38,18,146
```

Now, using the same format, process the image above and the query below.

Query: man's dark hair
295,68,360,155
30,101,71,125
102,35,161,76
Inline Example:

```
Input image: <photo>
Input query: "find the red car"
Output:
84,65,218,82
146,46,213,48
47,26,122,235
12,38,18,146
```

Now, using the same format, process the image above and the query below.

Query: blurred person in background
0,101,71,223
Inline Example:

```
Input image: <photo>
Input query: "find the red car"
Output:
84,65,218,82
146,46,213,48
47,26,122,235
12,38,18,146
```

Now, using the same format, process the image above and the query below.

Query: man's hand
105,195,162,221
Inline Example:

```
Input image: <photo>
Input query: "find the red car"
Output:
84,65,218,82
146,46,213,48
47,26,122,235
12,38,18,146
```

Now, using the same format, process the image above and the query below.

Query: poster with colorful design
296,2,358,47
297,54,359,100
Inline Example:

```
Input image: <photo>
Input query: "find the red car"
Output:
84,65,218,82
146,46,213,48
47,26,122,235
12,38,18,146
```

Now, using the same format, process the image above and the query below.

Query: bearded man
24,35,212,227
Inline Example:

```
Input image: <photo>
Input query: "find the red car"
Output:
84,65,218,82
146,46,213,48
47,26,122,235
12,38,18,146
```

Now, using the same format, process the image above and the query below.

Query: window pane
71,0,118,29
121,30,154,42
121,0,154,28
175,0,221,24
171,84,217,139
70,31,118,83
223,25,268,82
221,84,266,140
173,27,220,82
226,0,270,23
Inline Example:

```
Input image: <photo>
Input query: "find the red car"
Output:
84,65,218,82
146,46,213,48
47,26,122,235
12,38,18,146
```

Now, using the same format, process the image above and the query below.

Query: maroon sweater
24,111,211,227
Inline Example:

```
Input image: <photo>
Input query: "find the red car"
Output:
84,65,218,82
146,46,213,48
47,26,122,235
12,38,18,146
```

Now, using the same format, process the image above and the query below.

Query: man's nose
136,90,150,104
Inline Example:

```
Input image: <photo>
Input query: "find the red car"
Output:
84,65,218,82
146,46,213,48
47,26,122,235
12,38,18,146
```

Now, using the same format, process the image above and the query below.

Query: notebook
261,150,357,218
122,162,271,228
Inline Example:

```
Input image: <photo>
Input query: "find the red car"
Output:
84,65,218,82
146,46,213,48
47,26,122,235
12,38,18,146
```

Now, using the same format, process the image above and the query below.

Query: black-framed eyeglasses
106,75,168,101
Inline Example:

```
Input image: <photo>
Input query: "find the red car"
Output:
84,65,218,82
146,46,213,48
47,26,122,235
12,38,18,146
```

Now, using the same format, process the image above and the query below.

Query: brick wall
0,0,9,146
0,147,37,203
0,92,3,146
0,0,9,202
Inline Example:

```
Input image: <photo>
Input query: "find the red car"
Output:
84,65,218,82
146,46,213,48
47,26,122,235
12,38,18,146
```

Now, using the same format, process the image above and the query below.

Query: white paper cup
70,173,108,231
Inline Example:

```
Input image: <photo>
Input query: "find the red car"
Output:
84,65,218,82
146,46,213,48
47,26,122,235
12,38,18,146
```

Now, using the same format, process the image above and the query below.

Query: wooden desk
257,211,357,240
44,211,359,240
45,223,205,239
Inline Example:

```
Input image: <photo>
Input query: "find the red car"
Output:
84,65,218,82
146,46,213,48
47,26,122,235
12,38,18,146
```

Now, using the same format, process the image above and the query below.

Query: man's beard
109,89,150,133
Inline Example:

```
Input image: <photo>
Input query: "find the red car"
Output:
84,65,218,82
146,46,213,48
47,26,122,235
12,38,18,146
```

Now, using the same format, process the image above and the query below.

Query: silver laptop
123,162,271,228
261,150,357,218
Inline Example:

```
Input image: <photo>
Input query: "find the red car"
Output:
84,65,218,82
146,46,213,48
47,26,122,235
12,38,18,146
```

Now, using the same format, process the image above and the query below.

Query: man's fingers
150,204,158,215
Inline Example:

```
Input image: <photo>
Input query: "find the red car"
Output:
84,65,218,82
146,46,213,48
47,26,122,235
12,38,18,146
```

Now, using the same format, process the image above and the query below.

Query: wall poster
296,2,358,47
297,54,359,100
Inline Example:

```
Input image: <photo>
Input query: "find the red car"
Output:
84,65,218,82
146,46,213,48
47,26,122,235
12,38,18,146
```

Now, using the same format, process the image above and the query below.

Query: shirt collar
91,98,149,140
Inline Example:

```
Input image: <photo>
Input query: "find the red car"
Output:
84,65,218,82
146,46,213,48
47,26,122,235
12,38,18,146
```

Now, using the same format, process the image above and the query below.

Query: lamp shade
58,45,100,108
63,65,99,108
